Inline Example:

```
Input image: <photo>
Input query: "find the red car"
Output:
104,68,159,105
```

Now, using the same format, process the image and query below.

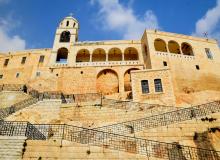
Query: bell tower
50,15,79,65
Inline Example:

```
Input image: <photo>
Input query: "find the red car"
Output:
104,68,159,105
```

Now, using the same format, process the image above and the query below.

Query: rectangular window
163,61,167,66
16,72,20,78
39,55,45,63
154,79,163,92
0,74,3,79
21,57,26,64
4,59,9,66
141,80,149,94
205,48,213,60
36,71,41,77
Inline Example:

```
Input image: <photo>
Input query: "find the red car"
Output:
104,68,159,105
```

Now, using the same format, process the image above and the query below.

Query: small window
141,80,149,94
21,57,26,64
66,21,69,27
163,61,167,66
16,73,20,78
0,74,3,79
196,65,200,70
39,55,45,63
154,79,163,92
36,71,41,77
4,59,9,66
205,48,213,60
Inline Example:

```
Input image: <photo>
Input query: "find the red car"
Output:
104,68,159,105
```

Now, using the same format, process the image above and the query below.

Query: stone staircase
0,136,26,160
5,99,61,123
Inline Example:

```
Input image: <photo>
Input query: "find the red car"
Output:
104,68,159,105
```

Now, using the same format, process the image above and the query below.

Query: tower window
154,79,163,92
39,55,45,63
4,59,9,67
16,72,20,78
21,57,26,64
60,31,71,42
66,21,69,27
163,61,167,66
196,65,200,70
205,48,213,60
141,80,149,94
0,74,3,79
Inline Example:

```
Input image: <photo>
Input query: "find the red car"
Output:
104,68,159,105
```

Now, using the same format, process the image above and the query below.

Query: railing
0,84,102,104
94,101,220,135
75,61,140,67
1,121,220,159
0,97,38,120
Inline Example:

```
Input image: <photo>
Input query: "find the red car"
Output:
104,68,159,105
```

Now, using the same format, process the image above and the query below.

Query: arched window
124,47,139,60
154,39,167,52
181,42,194,56
60,31,71,42
154,79,163,92
168,41,180,54
141,80,149,94
108,48,122,61
76,49,90,62
66,21,69,27
56,48,68,63
92,48,106,62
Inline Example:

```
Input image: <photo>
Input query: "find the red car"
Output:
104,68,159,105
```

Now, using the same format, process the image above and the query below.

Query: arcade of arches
154,39,194,55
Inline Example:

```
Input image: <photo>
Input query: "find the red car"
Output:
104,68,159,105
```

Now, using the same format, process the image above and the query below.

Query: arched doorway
108,48,122,61
181,42,194,56
124,68,139,91
56,47,68,63
92,48,106,62
124,47,139,60
76,49,90,62
154,39,167,52
96,69,119,95
168,41,180,54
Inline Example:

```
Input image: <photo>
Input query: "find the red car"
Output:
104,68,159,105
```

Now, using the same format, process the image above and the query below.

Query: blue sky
0,0,220,52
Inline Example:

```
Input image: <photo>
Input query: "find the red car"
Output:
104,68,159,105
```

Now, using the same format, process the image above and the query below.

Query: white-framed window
205,48,213,60
141,80,149,94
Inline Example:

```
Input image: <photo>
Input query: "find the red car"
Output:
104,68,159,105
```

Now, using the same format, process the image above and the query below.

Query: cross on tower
203,32,208,38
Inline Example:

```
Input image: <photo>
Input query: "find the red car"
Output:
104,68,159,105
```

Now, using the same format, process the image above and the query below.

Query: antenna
203,32,208,38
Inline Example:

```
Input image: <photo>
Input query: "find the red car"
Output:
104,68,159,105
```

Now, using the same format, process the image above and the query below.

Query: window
154,79,163,92
16,73,20,78
163,61,167,66
141,80,149,94
39,55,45,63
21,57,26,64
4,59,9,66
196,65,200,70
0,74,3,79
205,48,213,60
36,71,41,77
60,31,71,42
66,21,69,26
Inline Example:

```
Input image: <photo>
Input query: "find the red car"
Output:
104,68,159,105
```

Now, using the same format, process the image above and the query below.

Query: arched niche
124,47,139,60
92,48,106,62
76,49,90,62
108,48,122,61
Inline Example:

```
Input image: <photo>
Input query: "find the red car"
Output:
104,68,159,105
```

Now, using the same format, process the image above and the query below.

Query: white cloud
0,16,26,53
193,0,220,44
91,0,160,39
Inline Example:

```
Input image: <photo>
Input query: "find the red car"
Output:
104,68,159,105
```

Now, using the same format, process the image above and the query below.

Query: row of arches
97,68,139,95
154,39,194,56
56,47,139,63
